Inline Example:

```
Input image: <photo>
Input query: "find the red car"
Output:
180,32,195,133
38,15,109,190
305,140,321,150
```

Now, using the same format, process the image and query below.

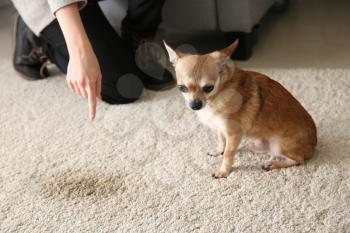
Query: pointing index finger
87,83,97,121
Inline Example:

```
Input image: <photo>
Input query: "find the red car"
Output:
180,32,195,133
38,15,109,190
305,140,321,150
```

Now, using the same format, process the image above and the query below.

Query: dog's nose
190,100,203,110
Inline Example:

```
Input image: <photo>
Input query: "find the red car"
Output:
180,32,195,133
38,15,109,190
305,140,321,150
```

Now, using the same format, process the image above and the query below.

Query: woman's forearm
55,3,92,56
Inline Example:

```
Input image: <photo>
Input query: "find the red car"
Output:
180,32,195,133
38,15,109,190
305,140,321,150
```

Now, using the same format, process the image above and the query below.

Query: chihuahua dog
164,40,317,178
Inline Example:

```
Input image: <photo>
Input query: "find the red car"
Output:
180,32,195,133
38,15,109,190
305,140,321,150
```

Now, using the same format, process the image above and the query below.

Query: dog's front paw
212,170,229,179
207,149,224,157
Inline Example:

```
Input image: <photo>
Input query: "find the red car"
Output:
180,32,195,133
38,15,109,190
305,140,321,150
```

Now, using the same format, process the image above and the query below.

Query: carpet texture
0,59,350,233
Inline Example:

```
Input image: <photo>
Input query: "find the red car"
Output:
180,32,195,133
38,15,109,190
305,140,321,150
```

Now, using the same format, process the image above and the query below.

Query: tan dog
164,40,317,178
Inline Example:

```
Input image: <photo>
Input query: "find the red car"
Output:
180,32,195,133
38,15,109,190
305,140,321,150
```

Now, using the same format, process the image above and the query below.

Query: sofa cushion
161,0,217,31
217,0,276,32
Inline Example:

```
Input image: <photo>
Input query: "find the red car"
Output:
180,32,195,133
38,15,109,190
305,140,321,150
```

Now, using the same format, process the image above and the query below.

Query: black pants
39,0,165,104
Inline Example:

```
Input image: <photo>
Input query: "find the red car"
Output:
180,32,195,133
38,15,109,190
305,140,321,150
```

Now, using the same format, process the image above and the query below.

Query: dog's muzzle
189,100,203,110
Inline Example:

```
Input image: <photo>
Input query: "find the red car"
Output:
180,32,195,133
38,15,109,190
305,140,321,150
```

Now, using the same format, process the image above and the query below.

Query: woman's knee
101,73,144,104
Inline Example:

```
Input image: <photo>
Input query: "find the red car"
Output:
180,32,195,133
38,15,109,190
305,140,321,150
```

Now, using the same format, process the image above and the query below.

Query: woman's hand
66,44,102,121
56,3,101,121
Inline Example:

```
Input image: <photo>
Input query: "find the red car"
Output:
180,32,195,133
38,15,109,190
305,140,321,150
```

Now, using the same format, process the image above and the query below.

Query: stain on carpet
39,170,125,200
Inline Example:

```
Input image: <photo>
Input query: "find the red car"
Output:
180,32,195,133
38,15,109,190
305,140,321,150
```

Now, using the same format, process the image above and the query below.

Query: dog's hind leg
261,143,313,171
248,139,270,153
262,155,299,171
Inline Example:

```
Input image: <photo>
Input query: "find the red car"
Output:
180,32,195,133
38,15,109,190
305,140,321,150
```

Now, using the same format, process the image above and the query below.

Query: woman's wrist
67,37,93,59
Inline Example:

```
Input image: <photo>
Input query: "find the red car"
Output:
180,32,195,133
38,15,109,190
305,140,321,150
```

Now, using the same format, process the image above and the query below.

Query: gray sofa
100,0,288,59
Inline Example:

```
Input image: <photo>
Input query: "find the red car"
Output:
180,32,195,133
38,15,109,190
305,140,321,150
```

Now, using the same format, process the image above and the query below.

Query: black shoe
127,36,176,91
13,16,49,80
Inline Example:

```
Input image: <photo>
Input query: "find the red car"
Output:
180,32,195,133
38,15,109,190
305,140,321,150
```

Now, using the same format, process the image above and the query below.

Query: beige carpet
0,58,350,232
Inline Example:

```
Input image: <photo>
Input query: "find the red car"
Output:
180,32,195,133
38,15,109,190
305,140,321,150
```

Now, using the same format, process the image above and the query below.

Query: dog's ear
163,41,183,65
209,39,239,61
209,39,239,73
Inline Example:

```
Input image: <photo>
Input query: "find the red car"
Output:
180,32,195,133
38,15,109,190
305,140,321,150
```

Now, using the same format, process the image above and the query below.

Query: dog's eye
203,85,214,93
178,85,188,93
